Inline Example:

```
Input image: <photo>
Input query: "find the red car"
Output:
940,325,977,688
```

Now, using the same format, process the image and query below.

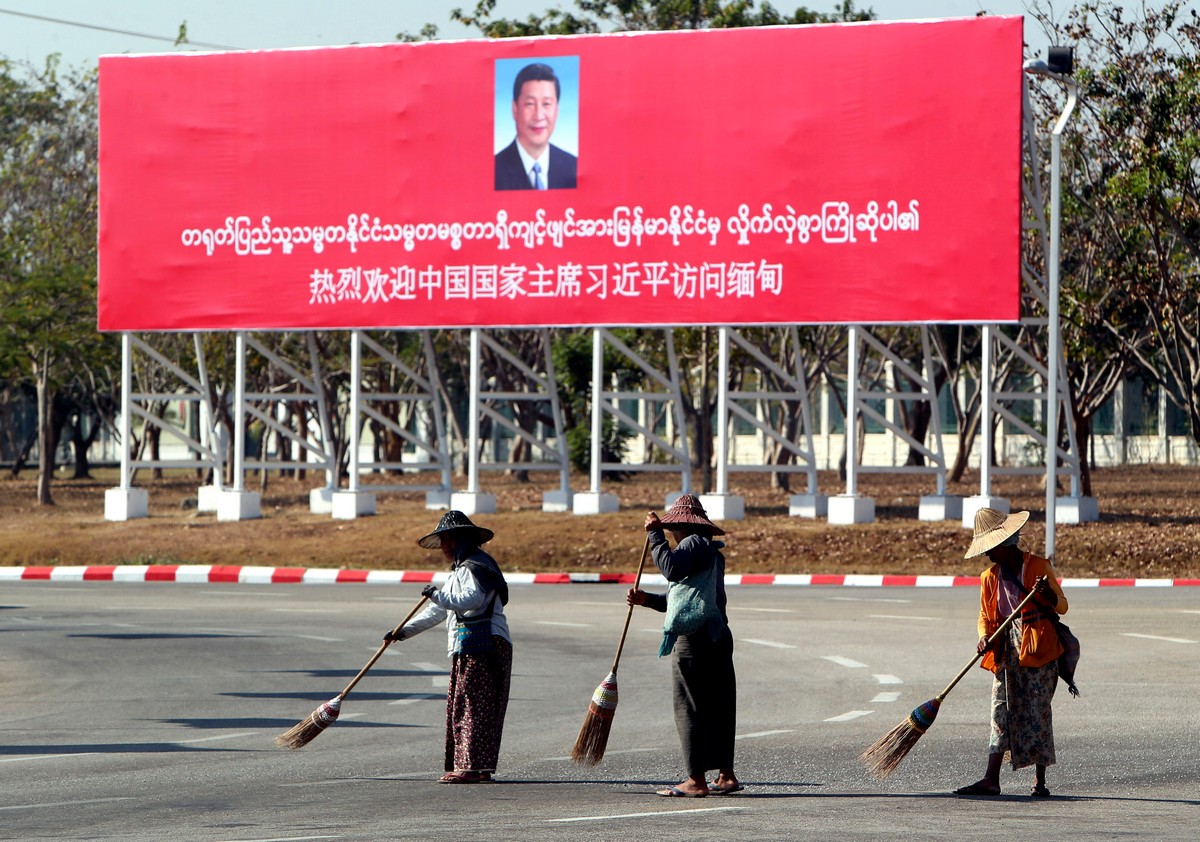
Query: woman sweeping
954,508,1068,798
384,511,511,784
627,495,742,798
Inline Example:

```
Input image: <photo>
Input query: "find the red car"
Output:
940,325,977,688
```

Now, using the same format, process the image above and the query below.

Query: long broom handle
935,576,1049,701
609,532,652,674
336,594,430,700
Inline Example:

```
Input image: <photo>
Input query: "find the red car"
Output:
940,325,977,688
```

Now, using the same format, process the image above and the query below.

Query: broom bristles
570,671,618,765
860,696,941,778
275,696,342,750
571,704,615,766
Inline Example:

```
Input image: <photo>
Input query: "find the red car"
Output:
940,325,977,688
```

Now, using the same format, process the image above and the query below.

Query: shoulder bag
659,553,721,656
454,593,498,656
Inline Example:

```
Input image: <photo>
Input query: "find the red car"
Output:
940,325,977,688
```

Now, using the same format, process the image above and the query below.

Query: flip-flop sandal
656,786,707,798
439,771,489,784
953,782,1001,796
708,783,745,795
1030,784,1051,797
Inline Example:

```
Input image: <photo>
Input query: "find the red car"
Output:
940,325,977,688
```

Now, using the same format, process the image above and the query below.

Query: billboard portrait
494,56,580,191
98,18,1025,332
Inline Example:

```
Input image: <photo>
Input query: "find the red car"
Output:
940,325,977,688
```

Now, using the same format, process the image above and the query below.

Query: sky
0,1,1054,70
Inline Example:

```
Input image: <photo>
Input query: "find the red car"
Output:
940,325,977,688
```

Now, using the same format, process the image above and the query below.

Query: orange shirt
977,552,1068,672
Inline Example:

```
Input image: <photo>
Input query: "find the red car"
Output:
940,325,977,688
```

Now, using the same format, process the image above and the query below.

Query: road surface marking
741,638,796,649
0,796,133,811
548,806,745,822
536,621,593,627
388,693,442,706
874,674,903,684
825,710,874,722
822,655,868,669
174,732,257,744
1122,633,1197,644
737,729,794,739
728,606,796,614
270,608,341,613
88,605,196,612
871,692,901,703
0,753,99,765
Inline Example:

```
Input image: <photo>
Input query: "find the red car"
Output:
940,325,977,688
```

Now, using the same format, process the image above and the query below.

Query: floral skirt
988,622,1057,769
444,637,512,773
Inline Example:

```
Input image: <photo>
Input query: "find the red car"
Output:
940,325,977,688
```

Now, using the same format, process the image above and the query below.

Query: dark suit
494,140,577,190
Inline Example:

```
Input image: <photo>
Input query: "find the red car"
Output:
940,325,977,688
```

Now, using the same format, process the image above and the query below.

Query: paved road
1,582,1197,841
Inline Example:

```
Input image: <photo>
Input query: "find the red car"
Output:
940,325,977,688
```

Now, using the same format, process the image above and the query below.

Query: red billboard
97,17,1024,331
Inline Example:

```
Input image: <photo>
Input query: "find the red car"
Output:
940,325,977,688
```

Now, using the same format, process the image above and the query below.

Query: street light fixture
1023,47,1080,560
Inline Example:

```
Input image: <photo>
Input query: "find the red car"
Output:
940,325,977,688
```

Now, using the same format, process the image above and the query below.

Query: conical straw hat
417,510,495,549
964,507,1029,559
659,494,724,536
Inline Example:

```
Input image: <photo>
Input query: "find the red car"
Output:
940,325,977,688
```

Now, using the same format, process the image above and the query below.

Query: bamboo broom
861,577,1048,778
570,532,652,765
275,594,429,750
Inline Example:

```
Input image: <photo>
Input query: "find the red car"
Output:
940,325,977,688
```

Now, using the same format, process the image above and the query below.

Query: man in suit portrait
495,62,577,190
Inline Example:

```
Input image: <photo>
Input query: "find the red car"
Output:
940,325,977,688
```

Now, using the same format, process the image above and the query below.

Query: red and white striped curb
1,565,1197,587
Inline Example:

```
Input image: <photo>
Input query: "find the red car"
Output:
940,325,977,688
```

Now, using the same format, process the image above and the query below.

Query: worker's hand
976,635,992,655
421,584,438,600
1032,576,1058,607
383,628,405,642
644,511,662,532
627,588,648,607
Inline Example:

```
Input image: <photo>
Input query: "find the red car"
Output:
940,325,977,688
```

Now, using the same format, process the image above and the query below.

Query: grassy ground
1,464,1197,579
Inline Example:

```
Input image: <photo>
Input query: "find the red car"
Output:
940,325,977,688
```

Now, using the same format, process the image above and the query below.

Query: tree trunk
258,423,271,493
69,406,100,479
9,434,36,478
1190,381,1200,448
34,355,56,506
949,408,981,483
294,403,307,482
699,327,713,493
770,403,800,492
905,400,931,466
149,422,163,479
280,402,296,479
1073,408,1093,498
510,438,531,483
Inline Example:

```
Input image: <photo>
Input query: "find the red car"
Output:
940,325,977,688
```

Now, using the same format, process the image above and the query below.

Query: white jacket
400,563,511,656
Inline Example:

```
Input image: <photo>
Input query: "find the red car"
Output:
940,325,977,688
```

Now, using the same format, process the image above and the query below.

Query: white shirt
400,563,511,656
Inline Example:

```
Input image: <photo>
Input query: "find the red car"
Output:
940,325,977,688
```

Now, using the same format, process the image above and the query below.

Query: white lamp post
1023,49,1079,560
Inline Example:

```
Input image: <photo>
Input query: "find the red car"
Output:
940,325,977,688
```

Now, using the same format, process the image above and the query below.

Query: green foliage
565,417,631,474
0,57,114,495
1032,0,1200,440
551,328,638,472
0,57,104,386
424,0,872,38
